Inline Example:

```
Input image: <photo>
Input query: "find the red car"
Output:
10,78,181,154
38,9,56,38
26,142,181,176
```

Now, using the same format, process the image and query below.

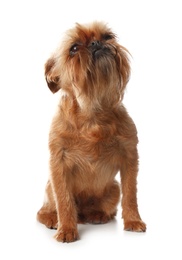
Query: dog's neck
61,91,122,118
70,87,123,114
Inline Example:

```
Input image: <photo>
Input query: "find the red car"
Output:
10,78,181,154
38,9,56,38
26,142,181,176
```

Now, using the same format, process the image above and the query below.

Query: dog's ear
45,58,61,93
119,46,131,89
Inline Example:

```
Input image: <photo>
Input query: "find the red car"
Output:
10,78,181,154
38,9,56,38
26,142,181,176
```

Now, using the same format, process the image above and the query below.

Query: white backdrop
0,0,182,259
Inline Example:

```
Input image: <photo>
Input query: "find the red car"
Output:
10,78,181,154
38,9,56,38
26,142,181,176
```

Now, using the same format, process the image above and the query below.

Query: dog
37,21,146,243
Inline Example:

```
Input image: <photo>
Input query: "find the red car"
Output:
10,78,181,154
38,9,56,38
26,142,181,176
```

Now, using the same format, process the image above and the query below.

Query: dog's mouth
92,46,114,61
93,48,104,58
89,40,113,60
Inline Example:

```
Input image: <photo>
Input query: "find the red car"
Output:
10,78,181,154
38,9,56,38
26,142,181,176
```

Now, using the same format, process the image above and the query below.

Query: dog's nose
91,40,101,48
90,41,103,54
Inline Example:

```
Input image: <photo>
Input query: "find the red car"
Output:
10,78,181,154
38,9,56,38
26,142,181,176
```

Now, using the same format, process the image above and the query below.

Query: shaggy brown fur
37,21,146,243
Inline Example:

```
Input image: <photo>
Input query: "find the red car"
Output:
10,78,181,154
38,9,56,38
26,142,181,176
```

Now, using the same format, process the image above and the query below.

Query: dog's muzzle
89,41,111,59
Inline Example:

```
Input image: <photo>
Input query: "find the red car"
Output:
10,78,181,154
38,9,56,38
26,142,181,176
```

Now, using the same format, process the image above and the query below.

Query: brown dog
37,21,146,243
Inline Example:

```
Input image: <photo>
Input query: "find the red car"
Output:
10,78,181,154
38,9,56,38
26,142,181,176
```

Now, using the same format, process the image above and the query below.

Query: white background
0,0,182,259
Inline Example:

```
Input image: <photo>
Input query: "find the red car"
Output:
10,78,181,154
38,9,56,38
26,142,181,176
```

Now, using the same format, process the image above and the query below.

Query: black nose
90,41,103,55
91,40,101,47
89,41,104,58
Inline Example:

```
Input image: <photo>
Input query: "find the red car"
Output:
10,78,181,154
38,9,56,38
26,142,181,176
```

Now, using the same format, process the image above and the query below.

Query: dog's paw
37,210,58,229
54,228,79,243
124,220,146,232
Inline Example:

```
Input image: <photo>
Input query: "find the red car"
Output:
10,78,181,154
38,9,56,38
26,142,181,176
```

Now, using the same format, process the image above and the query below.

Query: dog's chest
67,121,124,167
50,107,134,172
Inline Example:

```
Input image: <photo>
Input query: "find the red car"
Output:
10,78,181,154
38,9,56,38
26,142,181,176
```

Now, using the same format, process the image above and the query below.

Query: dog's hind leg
77,180,120,224
37,180,58,229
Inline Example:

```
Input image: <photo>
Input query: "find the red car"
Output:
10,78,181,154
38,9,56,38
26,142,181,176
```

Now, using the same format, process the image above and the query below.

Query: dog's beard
89,44,119,84
70,47,121,109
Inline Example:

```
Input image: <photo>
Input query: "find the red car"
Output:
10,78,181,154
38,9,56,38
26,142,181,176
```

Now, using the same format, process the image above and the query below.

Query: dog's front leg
50,156,79,242
120,150,146,232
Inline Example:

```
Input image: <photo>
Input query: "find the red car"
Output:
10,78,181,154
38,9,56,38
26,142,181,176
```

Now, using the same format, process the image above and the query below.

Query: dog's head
45,22,130,107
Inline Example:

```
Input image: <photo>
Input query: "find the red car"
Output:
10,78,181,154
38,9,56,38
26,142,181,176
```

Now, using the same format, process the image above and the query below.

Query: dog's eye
102,34,114,41
70,44,79,56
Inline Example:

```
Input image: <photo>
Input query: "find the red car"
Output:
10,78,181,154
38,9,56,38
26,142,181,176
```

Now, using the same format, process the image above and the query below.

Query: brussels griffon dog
37,21,146,243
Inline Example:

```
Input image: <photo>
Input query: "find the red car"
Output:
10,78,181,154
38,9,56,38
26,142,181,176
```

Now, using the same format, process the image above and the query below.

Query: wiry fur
37,21,146,243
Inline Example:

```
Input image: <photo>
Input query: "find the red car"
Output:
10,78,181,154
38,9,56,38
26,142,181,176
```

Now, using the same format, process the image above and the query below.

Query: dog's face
45,22,130,107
